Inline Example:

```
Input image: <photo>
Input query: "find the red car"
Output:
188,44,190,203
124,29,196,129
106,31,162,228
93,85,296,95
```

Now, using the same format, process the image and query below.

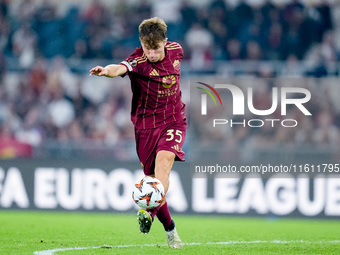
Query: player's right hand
89,66,108,76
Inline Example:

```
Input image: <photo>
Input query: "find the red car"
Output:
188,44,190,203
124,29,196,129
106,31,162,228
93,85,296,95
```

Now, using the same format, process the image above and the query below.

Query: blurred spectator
263,22,283,60
79,107,97,138
313,110,339,147
65,80,92,118
0,3,10,54
152,0,181,24
35,0,56,22
316,0,333,33
29,57,47,95
239,9,264,53
260,0,277,25
34,0,65,58
14,74,37,120
71,39,90,60
305,31,339,77
0,90,21,132
0,123,32,158
12,23,37,69
282,0,305,23
92,102,119,145
207,1,229,57
185,22,213,71
133,0,151,21
47,86,75,128
224,38,242,60
14,107,43,146
180,0,197,32
0,50,6,82
320,31,338,62
0,0,8,17
234,0,254,31
47,56,78,98
67,120,85,143
245,41,263,60
62,6,87,58
280,54,304,77
295,118,316,145
14,0,37,23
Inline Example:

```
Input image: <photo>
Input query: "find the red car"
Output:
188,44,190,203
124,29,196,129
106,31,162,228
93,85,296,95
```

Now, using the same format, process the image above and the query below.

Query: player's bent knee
155,151,176,178
157,150,176,162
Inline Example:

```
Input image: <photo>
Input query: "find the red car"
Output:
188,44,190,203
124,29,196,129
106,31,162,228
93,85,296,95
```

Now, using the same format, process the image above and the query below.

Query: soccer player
89,17,186,249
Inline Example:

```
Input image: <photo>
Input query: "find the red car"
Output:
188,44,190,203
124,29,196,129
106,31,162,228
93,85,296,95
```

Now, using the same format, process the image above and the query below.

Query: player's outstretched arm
89,64,127,78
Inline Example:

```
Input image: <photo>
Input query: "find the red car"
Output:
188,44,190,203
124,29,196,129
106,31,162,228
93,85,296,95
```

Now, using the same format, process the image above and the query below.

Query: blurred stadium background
0,0,339,219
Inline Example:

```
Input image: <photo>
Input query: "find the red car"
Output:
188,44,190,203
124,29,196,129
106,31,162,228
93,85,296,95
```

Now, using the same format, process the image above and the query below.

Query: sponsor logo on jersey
150,69,159,76
171,144,180,152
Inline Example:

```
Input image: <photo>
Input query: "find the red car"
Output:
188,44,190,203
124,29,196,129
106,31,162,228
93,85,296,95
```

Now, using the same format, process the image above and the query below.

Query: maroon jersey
120,41,186,129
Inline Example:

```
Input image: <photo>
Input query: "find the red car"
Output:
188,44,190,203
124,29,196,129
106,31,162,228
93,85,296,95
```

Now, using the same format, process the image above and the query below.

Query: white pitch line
33,240,340,255
33,246,101,255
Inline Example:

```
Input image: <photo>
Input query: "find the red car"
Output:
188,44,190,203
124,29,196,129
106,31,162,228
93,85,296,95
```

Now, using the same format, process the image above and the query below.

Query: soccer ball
132,176,165,209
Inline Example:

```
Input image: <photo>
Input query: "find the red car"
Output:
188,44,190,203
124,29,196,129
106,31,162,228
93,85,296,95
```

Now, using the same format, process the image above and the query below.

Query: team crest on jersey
162,75,176,89
173,60,180,72
128,58,138,67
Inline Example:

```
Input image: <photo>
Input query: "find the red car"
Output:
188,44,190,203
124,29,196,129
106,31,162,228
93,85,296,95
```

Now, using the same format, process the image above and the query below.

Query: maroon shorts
135,118,187,176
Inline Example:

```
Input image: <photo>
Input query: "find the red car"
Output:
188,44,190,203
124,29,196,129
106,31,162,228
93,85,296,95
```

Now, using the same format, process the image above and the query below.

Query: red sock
146,204,161,219
155,202,173,231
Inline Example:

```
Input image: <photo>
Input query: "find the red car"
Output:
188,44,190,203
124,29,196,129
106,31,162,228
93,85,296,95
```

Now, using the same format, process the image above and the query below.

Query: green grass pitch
0,211,339,254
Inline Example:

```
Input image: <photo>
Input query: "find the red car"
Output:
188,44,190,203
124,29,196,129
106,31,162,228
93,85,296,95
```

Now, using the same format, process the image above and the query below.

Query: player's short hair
139,17,167,49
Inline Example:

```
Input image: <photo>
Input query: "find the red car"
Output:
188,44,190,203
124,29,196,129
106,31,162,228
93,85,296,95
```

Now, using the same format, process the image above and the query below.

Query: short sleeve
120,47,144,74
165,42,184,62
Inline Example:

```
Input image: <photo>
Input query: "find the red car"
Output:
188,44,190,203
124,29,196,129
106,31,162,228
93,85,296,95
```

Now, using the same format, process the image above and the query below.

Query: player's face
141,39,167,63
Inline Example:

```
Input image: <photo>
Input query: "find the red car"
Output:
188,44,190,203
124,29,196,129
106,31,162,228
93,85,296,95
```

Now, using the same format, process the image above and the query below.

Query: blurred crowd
0,56,135,158
0,0,338,71
0,0,339,158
